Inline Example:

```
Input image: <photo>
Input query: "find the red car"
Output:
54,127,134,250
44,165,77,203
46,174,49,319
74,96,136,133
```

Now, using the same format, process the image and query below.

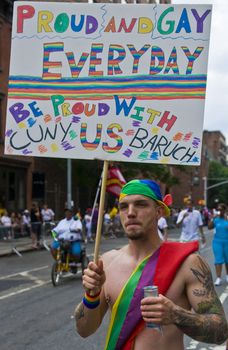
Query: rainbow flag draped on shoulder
104,241,199,350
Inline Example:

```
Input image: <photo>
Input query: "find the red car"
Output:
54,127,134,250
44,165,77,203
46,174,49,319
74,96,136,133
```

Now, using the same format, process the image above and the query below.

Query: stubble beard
126,229,145,241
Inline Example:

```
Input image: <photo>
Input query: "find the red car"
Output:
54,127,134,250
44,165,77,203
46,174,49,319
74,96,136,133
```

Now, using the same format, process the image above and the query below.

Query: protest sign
5,2,212,166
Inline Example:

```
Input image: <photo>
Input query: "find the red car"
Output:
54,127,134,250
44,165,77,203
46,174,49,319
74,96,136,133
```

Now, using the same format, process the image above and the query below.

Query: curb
0,239,52,258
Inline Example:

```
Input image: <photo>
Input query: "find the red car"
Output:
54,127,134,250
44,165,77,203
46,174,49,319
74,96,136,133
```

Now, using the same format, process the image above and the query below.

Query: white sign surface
5,2,212,165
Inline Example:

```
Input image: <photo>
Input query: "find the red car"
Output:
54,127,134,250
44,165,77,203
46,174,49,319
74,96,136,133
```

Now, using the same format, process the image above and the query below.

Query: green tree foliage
208,161,228,207
71,160,179,191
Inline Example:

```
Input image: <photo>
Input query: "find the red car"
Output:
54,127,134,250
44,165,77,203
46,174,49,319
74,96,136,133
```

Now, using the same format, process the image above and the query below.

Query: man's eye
136,202,147,207
119,205,127,210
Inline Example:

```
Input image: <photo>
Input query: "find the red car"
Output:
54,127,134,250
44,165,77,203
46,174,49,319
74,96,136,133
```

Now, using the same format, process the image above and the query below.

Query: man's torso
103,247,190,350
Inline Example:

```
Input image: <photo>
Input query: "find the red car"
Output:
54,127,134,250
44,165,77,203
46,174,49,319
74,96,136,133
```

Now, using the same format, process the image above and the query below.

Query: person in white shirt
84,208,92,243
158,216,168,240
51,208,82,258
0,209,12,239
22,209,31,236
41,203,55,237
1,210,12,227
41,204,55,222
176,199,206,244
103,210,111,237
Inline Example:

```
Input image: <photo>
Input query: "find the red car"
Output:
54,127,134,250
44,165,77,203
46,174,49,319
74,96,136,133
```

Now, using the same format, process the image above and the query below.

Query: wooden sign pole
93,160,109,264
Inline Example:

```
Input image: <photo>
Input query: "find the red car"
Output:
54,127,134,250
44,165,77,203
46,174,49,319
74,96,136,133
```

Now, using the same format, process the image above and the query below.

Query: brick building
203,130,227,166
0,0,33,213
170,130,227,208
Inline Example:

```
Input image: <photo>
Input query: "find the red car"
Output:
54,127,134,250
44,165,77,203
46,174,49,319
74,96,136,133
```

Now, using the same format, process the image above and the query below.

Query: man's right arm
176,210,187,227
75,289,108,337
75,260,108,337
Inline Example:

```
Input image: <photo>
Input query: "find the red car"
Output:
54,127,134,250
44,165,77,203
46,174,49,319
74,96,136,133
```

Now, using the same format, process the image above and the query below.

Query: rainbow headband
119,179,172,217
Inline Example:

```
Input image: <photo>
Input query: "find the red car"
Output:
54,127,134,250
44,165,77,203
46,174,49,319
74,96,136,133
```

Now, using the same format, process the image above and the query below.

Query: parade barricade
41,221,57,251
0,225,27,257
0,222,57,257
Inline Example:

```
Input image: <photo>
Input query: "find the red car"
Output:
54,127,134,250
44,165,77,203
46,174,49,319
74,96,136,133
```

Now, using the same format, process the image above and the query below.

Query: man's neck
127,237,162,263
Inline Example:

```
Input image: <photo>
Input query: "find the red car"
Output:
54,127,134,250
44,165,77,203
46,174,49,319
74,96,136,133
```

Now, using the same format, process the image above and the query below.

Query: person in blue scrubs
208,203,228,286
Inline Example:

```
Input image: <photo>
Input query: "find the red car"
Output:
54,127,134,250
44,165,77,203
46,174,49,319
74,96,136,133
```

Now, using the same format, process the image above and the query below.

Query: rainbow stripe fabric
104,249,160,350
8,74,206,100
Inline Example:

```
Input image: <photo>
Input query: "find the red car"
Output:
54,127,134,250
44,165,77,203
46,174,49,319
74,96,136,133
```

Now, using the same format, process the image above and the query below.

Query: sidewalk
0,235,53,257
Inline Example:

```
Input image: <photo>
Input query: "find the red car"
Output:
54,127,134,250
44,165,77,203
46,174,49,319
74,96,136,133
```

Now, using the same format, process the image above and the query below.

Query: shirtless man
75,179,228,350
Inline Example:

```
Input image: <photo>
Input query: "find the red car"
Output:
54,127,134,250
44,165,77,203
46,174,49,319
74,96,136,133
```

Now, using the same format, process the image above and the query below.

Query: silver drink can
143,285,161,331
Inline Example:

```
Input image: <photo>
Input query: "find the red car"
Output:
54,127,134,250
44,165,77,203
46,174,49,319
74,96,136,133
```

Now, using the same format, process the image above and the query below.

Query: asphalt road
0,230,227,350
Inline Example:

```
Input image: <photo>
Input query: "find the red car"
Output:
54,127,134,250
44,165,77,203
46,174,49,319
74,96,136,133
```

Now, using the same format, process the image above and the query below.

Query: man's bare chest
104,264,135,306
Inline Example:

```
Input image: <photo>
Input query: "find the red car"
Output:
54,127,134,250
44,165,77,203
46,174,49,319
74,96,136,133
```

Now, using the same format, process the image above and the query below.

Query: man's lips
125,222,141,228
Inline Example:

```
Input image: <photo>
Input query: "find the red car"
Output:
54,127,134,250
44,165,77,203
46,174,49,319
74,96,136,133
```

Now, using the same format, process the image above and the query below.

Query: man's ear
156,206,163,219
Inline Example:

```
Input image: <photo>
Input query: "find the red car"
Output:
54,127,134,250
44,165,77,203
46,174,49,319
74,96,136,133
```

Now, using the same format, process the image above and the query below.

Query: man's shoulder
102,246,127,267
176,251,205,278
193,209,200,214
58,218,66,224
102,247,123,260
178,209,187,215
176,210,187,222
166,251,203,296
181,250,200,263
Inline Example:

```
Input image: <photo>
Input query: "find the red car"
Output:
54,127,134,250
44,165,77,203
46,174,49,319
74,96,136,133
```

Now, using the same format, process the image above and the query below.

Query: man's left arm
141,254,228,344
173,254,228,343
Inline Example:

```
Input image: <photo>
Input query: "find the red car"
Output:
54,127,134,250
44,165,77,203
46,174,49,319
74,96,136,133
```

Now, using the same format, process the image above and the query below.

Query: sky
172,0,228,141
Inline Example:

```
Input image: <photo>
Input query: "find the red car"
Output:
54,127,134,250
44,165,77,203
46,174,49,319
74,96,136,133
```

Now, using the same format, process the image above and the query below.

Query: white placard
5,2,212,165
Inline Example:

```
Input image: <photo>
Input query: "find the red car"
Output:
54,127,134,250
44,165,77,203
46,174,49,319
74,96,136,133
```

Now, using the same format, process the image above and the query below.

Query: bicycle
51,235,89,286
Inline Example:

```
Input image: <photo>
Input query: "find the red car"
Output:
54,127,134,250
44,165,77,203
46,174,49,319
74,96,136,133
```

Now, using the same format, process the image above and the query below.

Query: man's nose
127,204,136,216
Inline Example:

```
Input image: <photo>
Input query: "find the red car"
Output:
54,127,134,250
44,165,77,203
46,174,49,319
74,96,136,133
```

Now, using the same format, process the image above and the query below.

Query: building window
32,172,45,200
0,0,14,22
0,19,3,70
0,98,2,141
9,171,15,200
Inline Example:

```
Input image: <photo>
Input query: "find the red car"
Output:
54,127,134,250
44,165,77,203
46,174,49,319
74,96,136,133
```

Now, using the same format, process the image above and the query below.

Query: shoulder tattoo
190,255,214,298
190,256,223,315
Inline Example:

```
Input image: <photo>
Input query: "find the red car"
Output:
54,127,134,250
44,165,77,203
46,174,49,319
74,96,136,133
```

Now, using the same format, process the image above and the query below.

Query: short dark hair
64,207,73,212
218,203,226,211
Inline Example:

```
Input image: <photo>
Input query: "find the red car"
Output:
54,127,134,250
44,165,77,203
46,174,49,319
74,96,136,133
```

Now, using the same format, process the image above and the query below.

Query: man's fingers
83,274,102,287
82,280,100,291
97,259,103,270
141,296,163,306
88,261,103,274
83,267,104,282
82,259,105,294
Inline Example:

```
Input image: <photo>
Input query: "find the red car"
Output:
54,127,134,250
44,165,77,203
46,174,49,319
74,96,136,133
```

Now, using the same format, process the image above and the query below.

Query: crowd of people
0,201,122,247
0,203,55,248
